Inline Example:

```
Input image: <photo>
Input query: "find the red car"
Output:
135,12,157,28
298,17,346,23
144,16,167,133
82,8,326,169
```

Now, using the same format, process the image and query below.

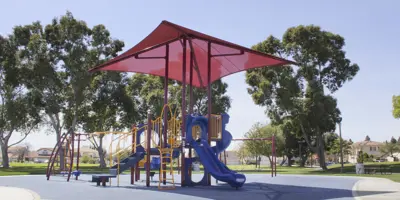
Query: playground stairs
158,148,175,190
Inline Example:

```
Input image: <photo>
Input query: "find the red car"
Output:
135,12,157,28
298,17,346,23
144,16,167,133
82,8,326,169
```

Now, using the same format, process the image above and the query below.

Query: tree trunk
48,113,65,170
280,156,287,166
317,134,328,170
56,132,65,170
287,155,293,167
255,155,258,168
267,155,272,168
94,134,107,168
1,145,9,168
300,155,307,167
300,124,327,170
97,147,106,168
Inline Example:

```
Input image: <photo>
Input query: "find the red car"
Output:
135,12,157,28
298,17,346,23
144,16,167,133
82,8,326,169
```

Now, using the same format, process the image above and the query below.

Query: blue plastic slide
185,115,246,188
191,138,246,188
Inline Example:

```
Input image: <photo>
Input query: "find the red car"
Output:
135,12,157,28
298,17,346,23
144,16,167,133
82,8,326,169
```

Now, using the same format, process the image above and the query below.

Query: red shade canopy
89,20,295,88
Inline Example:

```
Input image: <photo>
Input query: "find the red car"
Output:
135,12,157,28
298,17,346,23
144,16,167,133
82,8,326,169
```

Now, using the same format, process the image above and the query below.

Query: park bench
92,174,117,186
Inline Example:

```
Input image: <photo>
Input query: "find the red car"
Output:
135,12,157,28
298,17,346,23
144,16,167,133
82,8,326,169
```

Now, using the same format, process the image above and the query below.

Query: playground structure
46,20,293,189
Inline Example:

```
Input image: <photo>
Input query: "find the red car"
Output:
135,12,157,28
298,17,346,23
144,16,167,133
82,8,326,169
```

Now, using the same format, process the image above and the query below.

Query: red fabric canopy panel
89,21,295,88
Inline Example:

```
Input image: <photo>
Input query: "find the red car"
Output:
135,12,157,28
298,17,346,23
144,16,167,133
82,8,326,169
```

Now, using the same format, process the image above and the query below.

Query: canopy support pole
162,44,169,185
207,41,212,186
180,37,187,186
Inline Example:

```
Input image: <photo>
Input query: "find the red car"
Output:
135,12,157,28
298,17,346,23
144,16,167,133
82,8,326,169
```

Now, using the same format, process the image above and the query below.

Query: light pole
338,121,344,173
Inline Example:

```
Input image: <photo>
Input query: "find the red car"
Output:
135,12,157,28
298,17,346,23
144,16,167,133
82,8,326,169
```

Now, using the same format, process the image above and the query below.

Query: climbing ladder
158,148,175,190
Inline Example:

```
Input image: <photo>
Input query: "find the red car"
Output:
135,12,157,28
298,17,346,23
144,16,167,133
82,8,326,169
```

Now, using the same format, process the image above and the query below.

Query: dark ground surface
0,173,389,200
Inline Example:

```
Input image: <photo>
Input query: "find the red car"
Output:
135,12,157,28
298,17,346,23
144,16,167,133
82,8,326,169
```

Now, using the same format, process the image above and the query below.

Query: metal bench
92,174,117,186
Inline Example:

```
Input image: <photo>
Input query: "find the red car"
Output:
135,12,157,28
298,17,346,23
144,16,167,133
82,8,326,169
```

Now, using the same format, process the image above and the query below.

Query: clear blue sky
1,0,400,150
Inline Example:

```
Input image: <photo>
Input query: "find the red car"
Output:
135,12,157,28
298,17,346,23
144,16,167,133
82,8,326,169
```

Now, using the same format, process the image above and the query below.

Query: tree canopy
392,95,400,119
243,123,284,164
246,25,360,170
1,11,125,168
0,33,42,168
127,74,231,120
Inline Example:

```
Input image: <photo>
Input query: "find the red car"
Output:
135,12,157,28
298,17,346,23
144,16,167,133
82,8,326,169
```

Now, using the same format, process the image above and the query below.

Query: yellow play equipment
89,104,224,189
105,104,182,190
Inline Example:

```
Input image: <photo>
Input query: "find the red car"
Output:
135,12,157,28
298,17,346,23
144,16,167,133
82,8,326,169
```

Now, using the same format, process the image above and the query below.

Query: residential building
348,136,384,163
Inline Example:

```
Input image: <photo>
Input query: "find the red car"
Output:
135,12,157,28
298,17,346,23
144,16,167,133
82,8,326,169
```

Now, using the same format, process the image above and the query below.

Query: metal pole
131,125,135,185
146,110,151,187
271,135,274,177
207,41,212,186
339,122,344,173
76,134,80,180
163,44,169,185
187,40,194,184
180,37,187,186
189,42,194,114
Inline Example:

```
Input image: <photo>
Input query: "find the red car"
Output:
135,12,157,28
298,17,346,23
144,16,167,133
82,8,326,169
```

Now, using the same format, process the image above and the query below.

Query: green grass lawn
1,162,399,183
0,163,108,176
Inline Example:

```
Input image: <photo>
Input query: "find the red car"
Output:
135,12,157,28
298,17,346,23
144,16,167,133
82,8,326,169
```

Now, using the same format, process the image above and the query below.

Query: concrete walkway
353,177,400,200
0,186,41,200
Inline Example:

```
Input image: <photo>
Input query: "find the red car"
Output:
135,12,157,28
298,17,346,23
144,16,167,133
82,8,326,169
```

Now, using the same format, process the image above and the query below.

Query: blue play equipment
183,113,246,188
90,113,245,189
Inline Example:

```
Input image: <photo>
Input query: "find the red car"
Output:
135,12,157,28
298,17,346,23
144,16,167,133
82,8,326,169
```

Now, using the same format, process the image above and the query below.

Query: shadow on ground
93,182,393,200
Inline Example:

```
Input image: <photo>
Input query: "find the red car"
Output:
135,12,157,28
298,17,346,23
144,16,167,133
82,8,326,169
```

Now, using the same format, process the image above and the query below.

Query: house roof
8,146,26,153
89,20,295,88
37,148,53,152
25,151,39,158
352,140,383,147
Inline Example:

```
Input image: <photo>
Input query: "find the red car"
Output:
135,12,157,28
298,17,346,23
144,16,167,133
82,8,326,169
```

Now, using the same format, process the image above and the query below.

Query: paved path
353,177,400,200
0,186,41,200
0,174,398,199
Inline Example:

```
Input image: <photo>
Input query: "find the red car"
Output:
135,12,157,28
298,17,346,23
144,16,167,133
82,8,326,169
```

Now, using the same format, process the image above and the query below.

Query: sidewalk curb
351,177,400,200
25,188,41,200
351,180,362,200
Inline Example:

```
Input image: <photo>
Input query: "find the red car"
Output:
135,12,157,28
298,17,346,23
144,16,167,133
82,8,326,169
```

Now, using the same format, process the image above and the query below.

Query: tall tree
12,20,68,167
243,123,284,166
246,25,359,170
235,143,250,165
327,134,352,163
0,35,41,168
380,138,400,159
13,12,124,168
392,95,400,119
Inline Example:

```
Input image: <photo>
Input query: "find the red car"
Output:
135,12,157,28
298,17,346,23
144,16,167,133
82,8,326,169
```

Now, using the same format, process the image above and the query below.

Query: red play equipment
46,130,88,181
47,20,293,188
